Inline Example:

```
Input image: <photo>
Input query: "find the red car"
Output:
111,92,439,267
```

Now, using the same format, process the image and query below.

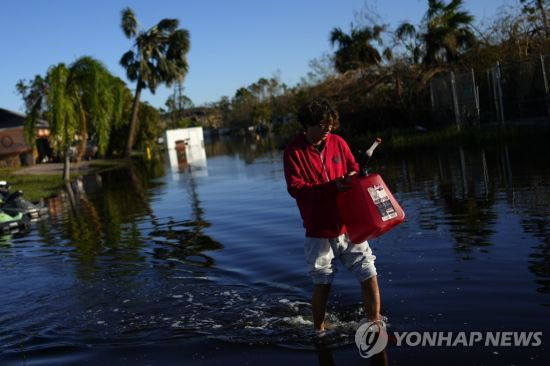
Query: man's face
305,119,333,144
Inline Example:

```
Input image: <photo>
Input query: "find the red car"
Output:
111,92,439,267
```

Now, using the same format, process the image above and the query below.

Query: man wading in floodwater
283,98,382,331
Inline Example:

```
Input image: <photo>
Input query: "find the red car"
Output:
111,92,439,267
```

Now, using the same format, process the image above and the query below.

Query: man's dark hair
297,97,340,130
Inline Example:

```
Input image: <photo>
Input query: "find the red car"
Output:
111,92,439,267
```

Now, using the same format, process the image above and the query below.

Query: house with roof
0,108,51,168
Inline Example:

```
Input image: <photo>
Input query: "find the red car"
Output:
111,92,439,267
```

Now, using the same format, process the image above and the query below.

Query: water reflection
150,172,222,268
34,157,223,277
516,177,550,294
2,134,550,364
436,149,498,255
158,138,223,267
383,141,550,293
205,133,280,164
315,345,388,366
35,166,163,280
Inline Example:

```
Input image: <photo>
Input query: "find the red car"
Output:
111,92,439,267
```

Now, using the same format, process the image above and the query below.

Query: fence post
450,71,461,130
471,68,480,126
493,62,505,124
429,79,436,126
540,55,550,121
486,68,498,122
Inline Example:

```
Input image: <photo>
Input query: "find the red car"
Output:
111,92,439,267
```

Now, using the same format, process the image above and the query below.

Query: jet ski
0,181,48,221
0,209,29,234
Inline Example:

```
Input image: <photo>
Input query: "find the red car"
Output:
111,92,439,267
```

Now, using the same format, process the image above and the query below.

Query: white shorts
304,234,377,284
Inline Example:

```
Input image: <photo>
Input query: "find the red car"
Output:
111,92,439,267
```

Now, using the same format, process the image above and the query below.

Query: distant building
164,127,207,175
0,108,50,168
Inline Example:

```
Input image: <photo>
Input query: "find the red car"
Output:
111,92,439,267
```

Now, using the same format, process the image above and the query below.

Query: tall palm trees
329,25,385,73
396,0,475,66
424,0,475,65
119,7,190,159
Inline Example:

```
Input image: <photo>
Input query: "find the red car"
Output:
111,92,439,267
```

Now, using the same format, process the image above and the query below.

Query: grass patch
0,159,129,202
0,169,64,202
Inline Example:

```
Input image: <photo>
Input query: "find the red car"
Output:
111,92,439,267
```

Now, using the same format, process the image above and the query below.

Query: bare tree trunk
125,81,142,159
63,148,71,182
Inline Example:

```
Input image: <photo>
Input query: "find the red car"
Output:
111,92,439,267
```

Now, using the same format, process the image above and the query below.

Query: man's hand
335,171,356,192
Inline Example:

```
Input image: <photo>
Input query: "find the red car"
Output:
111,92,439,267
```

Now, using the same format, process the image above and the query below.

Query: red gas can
337,173,405,244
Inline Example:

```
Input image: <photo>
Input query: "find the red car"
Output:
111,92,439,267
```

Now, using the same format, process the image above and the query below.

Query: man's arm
283,150,338,201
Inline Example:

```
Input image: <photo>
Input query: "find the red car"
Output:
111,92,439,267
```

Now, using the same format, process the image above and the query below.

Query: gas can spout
358,138,382,176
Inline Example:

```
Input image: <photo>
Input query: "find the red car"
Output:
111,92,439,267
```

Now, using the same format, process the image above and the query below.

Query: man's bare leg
312,284,331,331
361,275,381,321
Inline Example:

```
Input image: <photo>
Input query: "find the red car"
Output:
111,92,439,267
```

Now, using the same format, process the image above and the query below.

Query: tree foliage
17,57,125,179
423,0,476,65
520,0,550,38
165,82,194,128
395,0,475,66
329,24,386,73
119,7,190,158
19,57,125,156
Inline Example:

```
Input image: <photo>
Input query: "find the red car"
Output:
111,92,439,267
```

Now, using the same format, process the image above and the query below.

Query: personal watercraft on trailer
0,181,48,221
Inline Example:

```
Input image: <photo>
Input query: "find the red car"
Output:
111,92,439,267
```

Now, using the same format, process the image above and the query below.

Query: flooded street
1,135,549,365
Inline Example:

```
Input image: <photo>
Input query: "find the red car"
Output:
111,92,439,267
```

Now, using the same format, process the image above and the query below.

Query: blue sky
1,0,514,113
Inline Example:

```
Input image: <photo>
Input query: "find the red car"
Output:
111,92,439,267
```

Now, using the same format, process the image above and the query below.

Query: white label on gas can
367,185,398,222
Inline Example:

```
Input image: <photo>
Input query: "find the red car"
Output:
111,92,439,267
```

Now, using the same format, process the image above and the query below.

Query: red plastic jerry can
337,173,405,244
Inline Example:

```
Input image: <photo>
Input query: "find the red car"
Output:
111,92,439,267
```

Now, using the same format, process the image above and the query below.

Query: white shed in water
164,127,207,174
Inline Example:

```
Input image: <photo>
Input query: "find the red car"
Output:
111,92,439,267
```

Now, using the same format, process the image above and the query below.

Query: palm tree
329,25,385,73
395,22,423,65
422,0,476,65
21,57,120,180
394,0,475,66
119,7,190,159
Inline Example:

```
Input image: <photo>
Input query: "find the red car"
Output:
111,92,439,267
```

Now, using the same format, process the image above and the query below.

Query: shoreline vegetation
348,123,550,152
4,123,550,202
0,159,128,202
277,117,550,152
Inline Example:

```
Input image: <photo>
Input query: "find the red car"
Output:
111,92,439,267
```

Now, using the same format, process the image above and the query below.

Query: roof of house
0,108,49,129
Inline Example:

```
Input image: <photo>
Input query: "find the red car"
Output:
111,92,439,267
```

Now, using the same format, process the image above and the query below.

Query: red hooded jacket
283,133,359,238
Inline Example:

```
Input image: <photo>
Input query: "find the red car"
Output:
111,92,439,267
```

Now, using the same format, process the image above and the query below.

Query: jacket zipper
316,149,330,182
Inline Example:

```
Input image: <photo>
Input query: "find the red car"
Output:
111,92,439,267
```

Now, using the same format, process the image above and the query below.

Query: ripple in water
0,280,369,353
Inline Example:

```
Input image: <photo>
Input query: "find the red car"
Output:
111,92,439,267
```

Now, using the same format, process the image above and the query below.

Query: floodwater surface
1,134,549,365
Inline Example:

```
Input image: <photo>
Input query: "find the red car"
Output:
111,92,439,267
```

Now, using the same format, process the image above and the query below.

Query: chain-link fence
429,73,456,128
430,70,480,129
429,56,550,127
